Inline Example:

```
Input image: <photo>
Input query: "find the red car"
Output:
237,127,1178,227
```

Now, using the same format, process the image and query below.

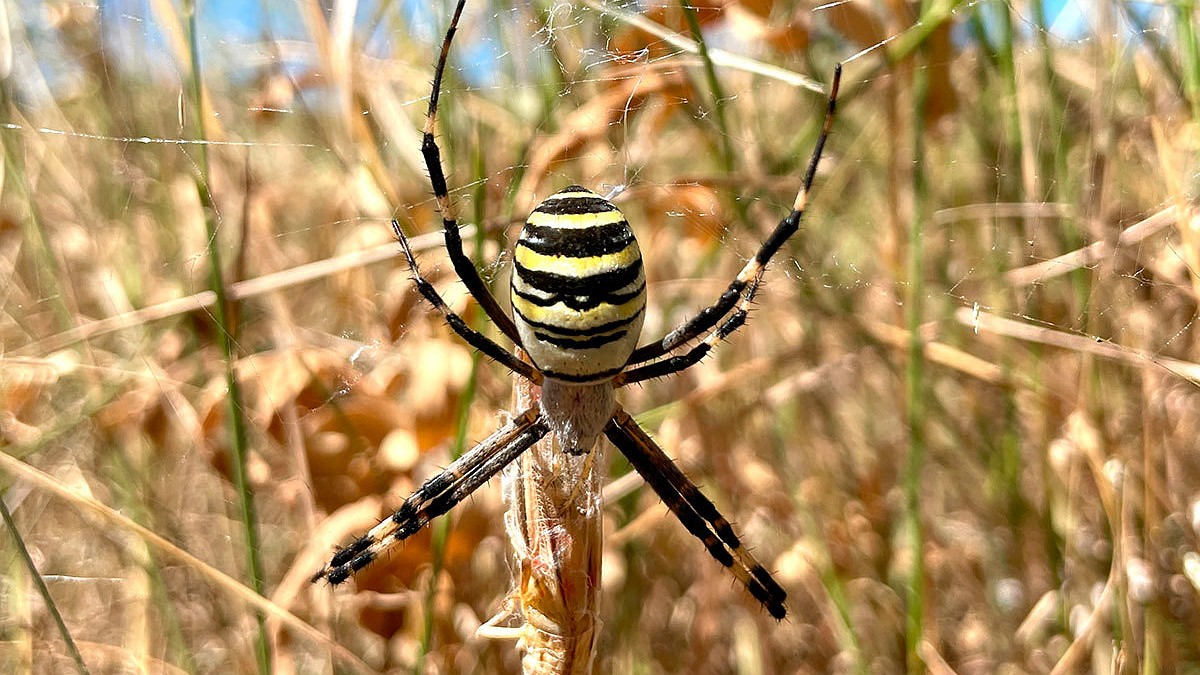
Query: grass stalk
180,2,270,672
1027,0,1073,595
788,491,866,674
881,0,967,66
677,1,735,176
992,2,1029,532
676,0,756,233
995,5,1024,203
2,150,74,333
904,2,934,671
1174,1,1200,124
106,449,199,675
1116,4,1183,101
0,496,91,675
416,349,482,674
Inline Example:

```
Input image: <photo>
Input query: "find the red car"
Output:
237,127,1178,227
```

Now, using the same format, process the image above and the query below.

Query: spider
313,0,841,621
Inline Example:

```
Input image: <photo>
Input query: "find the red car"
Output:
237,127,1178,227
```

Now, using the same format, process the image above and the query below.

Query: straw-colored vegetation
2,1,1199,673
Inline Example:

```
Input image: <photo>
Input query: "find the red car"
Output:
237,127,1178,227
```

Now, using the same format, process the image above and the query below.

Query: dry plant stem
1048,435,1123,675
918,641,962,675
14,229,462,356
0,451,375,674
298,0,397,207
578,0,822,93
931,201,1074,227
1002,206,1178,287
482,370,601,675
958,309,1200,384
858,319,1007,386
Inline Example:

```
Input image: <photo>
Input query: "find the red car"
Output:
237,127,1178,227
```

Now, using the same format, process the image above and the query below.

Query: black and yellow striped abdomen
510,186,646,382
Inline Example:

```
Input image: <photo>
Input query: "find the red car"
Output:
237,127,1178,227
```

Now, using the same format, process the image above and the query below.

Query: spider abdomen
510,186,646,383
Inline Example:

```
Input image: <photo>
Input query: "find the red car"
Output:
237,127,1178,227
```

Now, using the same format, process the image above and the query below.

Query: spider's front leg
418,0,524,348
622,63,843,375
392,220,540,384
314,408,548,584
614,277,761,386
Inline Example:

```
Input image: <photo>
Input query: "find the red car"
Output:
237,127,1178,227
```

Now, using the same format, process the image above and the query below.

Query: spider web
4,1,1200,673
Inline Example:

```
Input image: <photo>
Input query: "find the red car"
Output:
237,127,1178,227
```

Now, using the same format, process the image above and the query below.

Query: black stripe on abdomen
531,194,619,216
531,328,632,350
512,307,642,337
511,281,646,311
513,259,643,296
518,221,635,258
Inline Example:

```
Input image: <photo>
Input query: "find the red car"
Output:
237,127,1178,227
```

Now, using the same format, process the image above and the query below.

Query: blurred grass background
3,0,1200,673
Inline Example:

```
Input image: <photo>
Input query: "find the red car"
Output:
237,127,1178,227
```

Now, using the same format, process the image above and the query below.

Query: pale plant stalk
478,363,603,675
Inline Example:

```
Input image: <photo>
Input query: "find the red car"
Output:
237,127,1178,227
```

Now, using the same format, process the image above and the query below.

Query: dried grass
2,2,1199,674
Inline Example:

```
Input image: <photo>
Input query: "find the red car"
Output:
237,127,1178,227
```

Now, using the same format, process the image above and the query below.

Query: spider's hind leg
314,408,549,585
604,407,787,619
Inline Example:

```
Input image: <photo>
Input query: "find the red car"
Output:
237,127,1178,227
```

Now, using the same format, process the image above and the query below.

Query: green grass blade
180,2,271,672
0,494,92,675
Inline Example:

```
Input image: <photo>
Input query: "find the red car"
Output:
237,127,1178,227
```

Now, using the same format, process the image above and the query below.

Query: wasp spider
313,0,842,621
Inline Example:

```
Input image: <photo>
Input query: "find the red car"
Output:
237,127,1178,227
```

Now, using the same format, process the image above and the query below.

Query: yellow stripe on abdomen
513,241,641,278
525,208,629,230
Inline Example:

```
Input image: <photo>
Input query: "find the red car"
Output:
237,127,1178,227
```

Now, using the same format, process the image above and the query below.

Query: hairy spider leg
315,409,548,584
604,407,788,619
392,220,540,383
419,0,524,348
621,63,843,374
